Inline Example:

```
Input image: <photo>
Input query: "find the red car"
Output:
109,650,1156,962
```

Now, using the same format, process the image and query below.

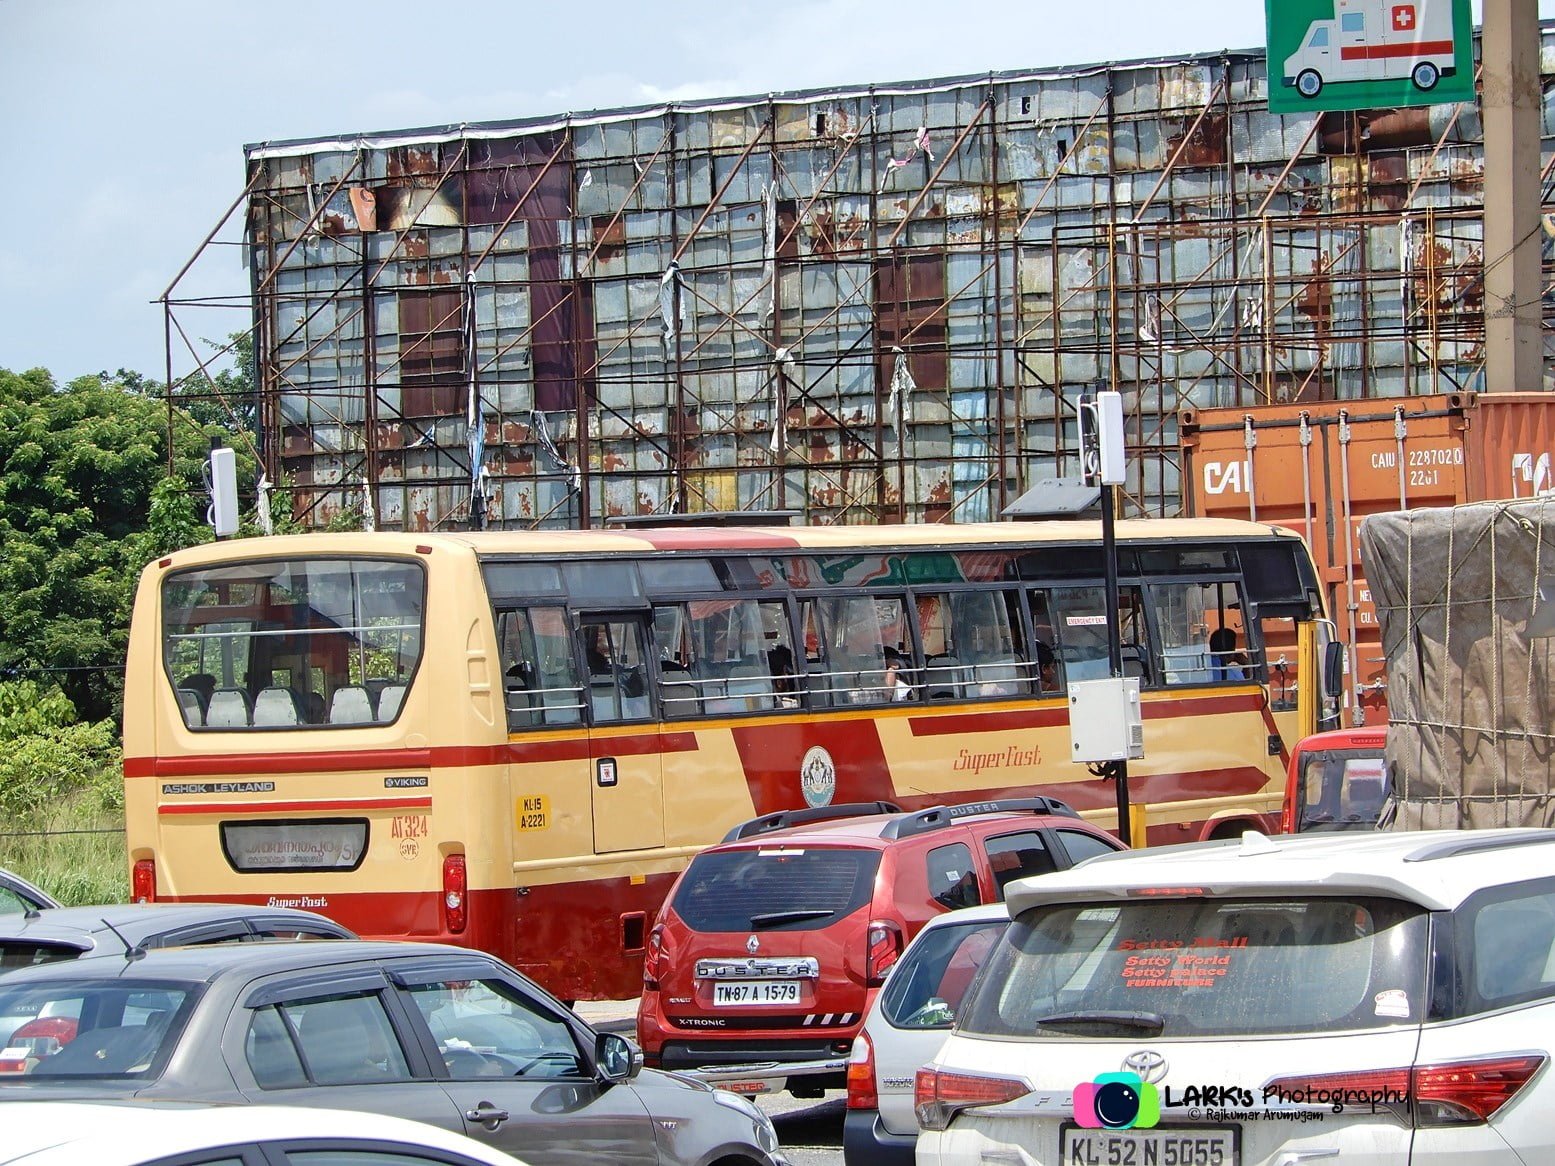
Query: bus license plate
713,981,800,1006
1060,1125,1238,1166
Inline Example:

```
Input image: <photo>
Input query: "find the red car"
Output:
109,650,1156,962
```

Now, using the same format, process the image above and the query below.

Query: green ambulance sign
1267,0,1474,113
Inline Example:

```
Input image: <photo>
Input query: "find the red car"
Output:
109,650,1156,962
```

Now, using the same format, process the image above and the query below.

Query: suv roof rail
880,796,1080,840
1403,829,1555,863
721,801,904,842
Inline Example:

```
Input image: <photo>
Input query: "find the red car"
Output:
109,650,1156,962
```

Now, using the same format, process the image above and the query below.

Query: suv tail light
846,1030,877,1110
643,923,668,989
1265,1054,1546,1125
866,920,904,986
132,858,156,903
442,854,467,934
915,1064,1031,1131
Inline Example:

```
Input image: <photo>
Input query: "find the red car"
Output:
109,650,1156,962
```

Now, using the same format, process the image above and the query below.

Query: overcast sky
0,0,1543,382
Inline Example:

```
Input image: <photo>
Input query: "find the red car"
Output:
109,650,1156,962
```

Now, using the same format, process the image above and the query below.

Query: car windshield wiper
748,908,835,929
1032,1009,1166,1034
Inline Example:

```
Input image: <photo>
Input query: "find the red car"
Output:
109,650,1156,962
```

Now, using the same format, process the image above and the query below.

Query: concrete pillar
1481,0,1543,393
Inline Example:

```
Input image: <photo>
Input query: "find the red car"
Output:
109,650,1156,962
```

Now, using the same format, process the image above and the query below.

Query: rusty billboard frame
157,31,1555,530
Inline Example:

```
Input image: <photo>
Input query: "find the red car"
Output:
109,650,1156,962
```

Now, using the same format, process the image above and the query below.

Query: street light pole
1079,386,1134,846
1100,476,1131,846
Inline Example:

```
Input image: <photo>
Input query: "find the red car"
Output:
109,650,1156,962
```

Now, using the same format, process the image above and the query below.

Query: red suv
636,797,1123,1096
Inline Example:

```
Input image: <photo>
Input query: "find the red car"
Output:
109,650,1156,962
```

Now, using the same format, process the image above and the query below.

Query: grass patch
0,797,127,906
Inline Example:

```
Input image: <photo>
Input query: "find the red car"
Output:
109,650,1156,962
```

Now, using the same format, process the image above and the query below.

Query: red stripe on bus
158,796,432,816
126,748,434,779
125,733,701,779
1339,39,1451,60
905,692,1260,738
508,732,700,764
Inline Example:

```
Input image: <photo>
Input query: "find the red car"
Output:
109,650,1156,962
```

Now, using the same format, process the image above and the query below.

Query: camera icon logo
1073,1071,1160,1129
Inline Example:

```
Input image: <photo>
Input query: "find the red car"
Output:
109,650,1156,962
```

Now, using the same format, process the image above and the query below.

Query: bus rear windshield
161,557,425,731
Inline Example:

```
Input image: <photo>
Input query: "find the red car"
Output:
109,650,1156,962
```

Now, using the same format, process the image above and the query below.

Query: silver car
0,867,58,915
0,940,787,1166
0,902,354,973
843,902,1008,1165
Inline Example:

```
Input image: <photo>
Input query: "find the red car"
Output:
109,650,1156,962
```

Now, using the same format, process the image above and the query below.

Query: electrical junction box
1069,676,1145,763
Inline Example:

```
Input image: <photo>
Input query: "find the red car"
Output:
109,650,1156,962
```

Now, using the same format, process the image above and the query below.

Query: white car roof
1003,828,1555,916
0,1102,530,1166
916,901,1009,931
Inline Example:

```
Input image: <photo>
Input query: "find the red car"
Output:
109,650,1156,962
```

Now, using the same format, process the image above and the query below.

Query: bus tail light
643,923,669,989
865,920,904,986
914,1064,1031,1131
132,859,157,903
1265,1055,1545,1125
846,1031,877,1110
442,854,467,934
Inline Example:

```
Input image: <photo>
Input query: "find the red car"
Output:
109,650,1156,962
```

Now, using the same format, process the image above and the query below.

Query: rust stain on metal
1167,111,1228,167
389,146,439,178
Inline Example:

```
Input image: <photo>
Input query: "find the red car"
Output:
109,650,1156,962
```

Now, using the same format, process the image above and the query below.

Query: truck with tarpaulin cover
1359,499,1555,829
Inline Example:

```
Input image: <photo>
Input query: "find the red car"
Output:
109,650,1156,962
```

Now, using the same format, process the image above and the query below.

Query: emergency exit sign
1267,0,1474,113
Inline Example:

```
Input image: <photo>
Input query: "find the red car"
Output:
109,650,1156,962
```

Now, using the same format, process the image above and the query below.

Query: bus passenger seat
328,685,375,725
176,688,206,726
376,684,407,721
660,681,700,718
205,688,253,728
924,656,965,700
252,687,302,727
726,663,774,711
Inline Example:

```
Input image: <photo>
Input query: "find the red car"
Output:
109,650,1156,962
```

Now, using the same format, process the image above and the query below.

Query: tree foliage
0,367,231,721
0,680,120,819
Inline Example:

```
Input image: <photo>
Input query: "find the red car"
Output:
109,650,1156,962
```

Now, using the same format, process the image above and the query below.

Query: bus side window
915,595,962,700
685,599,787,715
1148,580,1248,687
498,607,582,729
652,605,700,719
1027,591,1063,693
1049,585,1149,685
949,590,1032,699
799,600,834,707
818,594,909,705
581,620,652,723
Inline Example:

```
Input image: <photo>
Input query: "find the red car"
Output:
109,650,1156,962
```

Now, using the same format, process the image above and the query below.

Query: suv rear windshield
671,846,881,932
960,896,1428,1038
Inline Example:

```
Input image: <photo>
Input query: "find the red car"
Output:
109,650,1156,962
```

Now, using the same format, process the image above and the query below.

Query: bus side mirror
1323,641,1344,700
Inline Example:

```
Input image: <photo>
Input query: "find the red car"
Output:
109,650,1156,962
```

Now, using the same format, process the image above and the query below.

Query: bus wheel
1296,70,1323,98
1411,62,1439,91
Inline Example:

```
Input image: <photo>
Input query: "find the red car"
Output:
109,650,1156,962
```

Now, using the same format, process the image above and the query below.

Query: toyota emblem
1122,1049,1168,1084
746,934,760,955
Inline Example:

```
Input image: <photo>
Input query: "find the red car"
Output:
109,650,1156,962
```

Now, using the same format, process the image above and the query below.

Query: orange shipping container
1180,393,1555,726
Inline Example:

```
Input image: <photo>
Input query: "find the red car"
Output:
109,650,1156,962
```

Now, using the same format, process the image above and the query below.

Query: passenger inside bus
884,646,915,702
1210,627,1248,681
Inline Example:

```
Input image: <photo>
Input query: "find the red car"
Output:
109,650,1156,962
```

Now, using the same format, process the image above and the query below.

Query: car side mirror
596,1031,642,1083
1323,641,1344,700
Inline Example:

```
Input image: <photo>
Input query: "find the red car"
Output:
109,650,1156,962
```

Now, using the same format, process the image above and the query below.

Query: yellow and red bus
124,519,1336,1001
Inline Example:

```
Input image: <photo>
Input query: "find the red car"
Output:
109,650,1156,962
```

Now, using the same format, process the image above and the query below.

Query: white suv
917,829,1555,1166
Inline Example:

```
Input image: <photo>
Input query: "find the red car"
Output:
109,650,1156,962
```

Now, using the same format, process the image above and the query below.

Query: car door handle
465,1102,510,1128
